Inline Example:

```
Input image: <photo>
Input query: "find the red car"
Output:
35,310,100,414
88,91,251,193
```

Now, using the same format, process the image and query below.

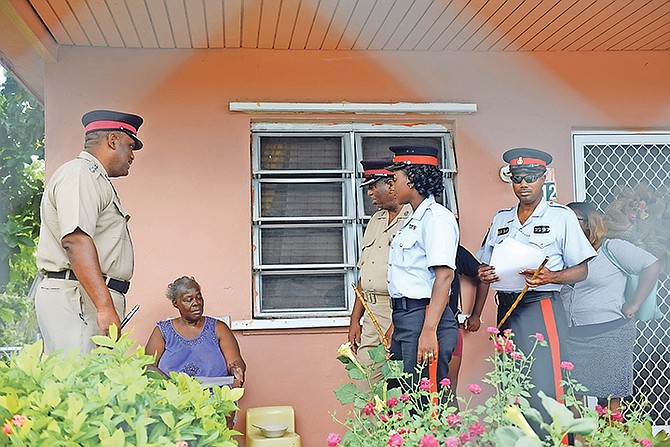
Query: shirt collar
77,150,109,178
509,199,549,225
410,195,436,221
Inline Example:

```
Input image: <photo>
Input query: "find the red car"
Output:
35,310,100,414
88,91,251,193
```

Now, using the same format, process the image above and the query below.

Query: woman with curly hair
562,202,662,412
386,146,459,388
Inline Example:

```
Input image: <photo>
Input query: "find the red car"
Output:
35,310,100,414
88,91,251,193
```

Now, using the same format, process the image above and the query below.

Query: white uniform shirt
388,196,459,299
477,199,596,292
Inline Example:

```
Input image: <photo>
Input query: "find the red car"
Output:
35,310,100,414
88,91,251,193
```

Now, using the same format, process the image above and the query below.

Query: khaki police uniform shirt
358,204,412,293
36,151,134,281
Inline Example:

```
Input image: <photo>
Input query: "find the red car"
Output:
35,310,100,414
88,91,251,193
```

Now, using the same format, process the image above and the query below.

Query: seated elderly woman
146,276,246,389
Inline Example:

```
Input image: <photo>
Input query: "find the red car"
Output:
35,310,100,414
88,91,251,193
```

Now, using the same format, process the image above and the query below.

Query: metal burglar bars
251,123,457,322
573,132,670,426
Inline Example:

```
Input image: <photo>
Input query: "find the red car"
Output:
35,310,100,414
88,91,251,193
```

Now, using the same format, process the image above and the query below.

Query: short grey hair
166,276,198,303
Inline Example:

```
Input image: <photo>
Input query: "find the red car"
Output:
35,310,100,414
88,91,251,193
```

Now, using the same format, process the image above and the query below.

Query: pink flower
10,415,26,427
446,413,462,427
469,422,485,436
610,411,624,422
534,332,545,342
176,442,188,447
510,351,523,360
2,423,12,435
400,394,411,402
444,436,459,447
459,432,472,444
560,361,574,371
467,383,482,394
504,339,515,353
419,378,432,391
327,433,342,446
386,397,399,408
503,328,512,335
486,327,499,335
363,401,375,416
388,432,404,446
639,439,652,447
595,405,607,416
419,434,440,447
440,378,451,387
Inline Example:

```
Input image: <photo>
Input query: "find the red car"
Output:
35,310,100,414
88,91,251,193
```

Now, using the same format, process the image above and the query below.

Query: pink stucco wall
44,48,670,446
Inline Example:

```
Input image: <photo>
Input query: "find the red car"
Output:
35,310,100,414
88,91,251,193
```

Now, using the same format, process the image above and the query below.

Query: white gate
573,132,670,425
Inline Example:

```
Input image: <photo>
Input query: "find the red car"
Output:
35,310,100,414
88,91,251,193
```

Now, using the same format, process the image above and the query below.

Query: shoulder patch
495,206,514,215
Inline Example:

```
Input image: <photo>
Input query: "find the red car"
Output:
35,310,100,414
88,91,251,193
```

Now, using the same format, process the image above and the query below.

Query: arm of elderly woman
145,326,166,365
216,320,246,388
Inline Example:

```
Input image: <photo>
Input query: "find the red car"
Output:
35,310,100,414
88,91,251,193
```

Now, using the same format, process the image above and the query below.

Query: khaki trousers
357,295,392,392
35,277,125,354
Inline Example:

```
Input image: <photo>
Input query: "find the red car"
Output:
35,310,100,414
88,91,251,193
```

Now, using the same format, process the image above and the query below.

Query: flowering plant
330,328,667,447
0,325,242,447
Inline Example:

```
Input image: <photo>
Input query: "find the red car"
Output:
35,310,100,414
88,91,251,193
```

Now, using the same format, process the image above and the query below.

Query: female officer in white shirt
386,145,460,389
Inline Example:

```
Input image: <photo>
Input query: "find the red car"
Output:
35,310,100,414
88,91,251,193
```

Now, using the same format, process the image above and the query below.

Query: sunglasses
510,173,543,184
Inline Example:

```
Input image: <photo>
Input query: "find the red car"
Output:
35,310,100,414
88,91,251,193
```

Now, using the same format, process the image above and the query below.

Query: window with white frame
251,123,458,321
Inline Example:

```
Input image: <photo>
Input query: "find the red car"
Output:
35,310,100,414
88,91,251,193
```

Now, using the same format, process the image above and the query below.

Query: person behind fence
476,148,596,422
348,158,412,391
386,145,459,389
561,201,662,412
35,110,144,354
145,276,246,389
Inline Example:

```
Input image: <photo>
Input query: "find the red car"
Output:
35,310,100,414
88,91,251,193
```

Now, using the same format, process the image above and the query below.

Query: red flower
469,422,485,436
446,413,462,427
595,405,607,416
388,432,404,446
419,378,432,391
327,433,342,447
459,431,472,444
610,411,624,422
10,415,26,427
419,434,439,447
400,394,410,402
386,397,399,408
363,401,375,416
560,361,574,371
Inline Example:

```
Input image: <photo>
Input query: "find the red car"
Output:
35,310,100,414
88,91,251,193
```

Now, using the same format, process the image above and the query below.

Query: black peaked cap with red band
82,110,144,150
386,145,439,170
360,158,394,187
503,147,552,171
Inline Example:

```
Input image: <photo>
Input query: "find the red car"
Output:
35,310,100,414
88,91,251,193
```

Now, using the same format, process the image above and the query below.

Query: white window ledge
231,317,350,331
230,102,476,115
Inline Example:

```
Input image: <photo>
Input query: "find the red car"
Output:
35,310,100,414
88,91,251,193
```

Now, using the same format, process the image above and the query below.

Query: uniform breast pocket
396,233,420,264
528,233,558,256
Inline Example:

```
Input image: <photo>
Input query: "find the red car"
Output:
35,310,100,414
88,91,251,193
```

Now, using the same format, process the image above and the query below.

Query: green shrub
0,326,242,446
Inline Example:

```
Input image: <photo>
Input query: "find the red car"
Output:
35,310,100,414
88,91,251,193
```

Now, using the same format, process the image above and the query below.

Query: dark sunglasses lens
511,174,541,184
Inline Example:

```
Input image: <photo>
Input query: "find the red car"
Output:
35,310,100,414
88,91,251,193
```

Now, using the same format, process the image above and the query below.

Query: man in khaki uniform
348,159,412,389
35,109,144,353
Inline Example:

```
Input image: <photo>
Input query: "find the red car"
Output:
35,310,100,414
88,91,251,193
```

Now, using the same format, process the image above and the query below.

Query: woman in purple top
146,276,246,388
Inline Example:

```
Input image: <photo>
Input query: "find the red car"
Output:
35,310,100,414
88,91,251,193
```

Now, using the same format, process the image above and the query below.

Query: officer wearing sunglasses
475,147,596,430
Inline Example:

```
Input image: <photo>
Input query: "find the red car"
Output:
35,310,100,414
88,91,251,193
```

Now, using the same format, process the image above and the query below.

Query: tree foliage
0,71,44,295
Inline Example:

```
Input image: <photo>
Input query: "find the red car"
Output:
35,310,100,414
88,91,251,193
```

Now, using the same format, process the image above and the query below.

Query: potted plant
0,325,242,446
329,328,667,447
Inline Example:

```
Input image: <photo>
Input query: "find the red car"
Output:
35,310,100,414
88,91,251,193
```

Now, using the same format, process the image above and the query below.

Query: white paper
195,376,234,387
489,237,545,291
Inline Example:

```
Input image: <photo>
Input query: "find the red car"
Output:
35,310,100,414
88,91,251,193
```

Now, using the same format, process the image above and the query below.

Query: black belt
391,297,430,310
45,270,130,294
496,290,558,306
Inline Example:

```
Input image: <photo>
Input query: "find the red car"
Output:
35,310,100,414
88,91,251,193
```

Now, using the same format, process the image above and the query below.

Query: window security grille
252,124,457,320
574,133,670,425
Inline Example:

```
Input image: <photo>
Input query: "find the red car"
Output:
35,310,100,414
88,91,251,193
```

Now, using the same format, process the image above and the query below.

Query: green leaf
564,417,598,435
368,344,387,363
538,390,574,426
159,412,175,429
334,383,359,405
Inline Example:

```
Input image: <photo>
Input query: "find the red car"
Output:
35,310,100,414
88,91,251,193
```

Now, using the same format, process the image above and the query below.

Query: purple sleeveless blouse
156,316,229,377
